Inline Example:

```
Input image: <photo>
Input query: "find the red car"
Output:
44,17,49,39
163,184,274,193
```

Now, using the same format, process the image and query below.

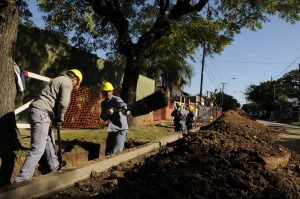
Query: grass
61,129,108,143
129,122,175,140
288,121,300,126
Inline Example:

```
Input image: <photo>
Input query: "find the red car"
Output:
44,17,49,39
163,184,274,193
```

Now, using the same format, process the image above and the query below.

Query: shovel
56,125,63,169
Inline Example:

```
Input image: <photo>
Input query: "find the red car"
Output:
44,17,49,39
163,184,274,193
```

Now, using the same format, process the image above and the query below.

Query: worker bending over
15,69,82,183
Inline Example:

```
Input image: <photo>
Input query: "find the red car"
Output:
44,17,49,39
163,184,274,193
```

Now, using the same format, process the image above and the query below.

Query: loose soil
40,110,300,199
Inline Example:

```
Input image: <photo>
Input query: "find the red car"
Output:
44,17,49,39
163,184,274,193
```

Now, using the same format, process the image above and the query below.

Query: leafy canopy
245,68,299,111
26,1,300,93
34,0,300,57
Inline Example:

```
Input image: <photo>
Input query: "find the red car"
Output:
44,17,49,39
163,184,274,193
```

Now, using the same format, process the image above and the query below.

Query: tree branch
169,0,209,20
137,0,208,57
87,0,134,56
158,0,169,15
0,0,8,8
89,0,208,59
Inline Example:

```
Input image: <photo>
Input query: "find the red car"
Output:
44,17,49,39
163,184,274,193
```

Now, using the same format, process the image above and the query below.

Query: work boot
50,161,66,172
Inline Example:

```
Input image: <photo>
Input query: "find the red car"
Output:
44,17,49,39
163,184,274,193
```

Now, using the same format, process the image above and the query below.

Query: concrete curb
0,134,183,199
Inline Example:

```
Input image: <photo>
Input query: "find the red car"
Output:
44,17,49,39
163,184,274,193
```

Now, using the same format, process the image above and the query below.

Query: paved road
257,120,300,152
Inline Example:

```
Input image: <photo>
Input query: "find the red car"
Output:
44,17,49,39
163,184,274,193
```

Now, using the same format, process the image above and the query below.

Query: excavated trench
11,138,147,184
37,110,300,199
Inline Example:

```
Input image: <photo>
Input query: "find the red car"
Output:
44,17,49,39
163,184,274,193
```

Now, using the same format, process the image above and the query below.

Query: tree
142,54,194,92
0,0,21,186
245,81,276,112
215,92,240,111
242,103,259,114
0,0,33,186
36,1,300,104
245,69,300,111
279,69,300,120
279,69,299,96
245,79,292,118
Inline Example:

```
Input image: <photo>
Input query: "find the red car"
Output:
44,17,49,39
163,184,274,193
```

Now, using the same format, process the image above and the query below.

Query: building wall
16,25,123,88
134,75,155,124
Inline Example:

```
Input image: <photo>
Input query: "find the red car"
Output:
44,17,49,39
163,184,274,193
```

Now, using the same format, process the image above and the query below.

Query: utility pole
221,82,225,113
199,44,206,107
298,63,300,121
199,5,211,107
271,76,276,121
221,77,236,114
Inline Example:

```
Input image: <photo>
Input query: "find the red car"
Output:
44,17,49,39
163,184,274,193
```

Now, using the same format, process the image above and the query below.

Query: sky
28,2,300,105
184,17,300,105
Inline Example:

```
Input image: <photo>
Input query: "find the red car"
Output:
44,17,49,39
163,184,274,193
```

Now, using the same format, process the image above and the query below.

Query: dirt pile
43,110,300,199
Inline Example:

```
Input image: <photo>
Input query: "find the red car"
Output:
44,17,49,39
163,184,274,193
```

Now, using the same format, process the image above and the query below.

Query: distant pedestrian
100,82,129,156
171,102,187,133
15,69,83,183
186,105,195,132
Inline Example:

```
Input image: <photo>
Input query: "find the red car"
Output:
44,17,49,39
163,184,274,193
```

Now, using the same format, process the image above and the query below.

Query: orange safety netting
62,87,104,129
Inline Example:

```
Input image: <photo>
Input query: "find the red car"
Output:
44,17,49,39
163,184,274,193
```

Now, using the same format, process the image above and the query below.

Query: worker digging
15,69,83,183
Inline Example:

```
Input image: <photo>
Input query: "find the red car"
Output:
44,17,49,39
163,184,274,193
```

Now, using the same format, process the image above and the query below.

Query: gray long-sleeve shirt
30,75,73,122
100,96,128,132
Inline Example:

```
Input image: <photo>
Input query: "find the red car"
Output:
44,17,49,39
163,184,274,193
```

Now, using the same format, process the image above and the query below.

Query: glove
107,108,114,115
121,107,131,116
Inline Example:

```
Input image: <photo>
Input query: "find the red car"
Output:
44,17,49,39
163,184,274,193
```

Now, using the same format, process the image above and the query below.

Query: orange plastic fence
63,87,104,129
62,88,175,128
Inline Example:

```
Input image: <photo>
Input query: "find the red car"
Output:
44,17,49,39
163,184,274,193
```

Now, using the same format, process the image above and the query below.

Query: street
258,120,300,153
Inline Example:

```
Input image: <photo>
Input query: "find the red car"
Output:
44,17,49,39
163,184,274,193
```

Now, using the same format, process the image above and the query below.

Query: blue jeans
174,120,186,133
15,108,59,182
105,130,127,156
179,121,187,133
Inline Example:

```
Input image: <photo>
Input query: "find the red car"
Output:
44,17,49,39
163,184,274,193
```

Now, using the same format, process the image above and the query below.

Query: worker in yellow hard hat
171,102,187,133
176,102,183,108
15,68,83,183
66,69,83,89
186,105,195,132
100,81,129,156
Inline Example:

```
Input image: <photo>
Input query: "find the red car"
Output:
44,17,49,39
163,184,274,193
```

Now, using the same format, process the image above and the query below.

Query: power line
215,60,289,65
194,49,220,88
205,64,219,87
204,67,217,90
206,59,224,81
210,57,283,74
274,55,300,78
226,50,294,70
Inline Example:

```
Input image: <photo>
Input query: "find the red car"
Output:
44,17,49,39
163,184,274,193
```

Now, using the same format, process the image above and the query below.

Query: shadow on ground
276,138,300,153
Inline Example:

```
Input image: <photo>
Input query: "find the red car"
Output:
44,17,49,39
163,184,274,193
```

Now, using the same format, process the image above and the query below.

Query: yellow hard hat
101,81,114,91
67,69,83,89
189,106,194,111
176,102,182,107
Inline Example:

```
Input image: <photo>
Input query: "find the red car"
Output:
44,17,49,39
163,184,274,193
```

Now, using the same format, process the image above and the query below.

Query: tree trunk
121,56,141,104
0,0,20,186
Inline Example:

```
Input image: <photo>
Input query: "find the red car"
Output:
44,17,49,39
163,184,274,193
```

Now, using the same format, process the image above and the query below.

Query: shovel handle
56,126,63,169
